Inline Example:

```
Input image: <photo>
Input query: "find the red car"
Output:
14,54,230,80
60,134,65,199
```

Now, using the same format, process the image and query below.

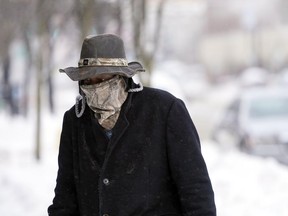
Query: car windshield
249,97,288,119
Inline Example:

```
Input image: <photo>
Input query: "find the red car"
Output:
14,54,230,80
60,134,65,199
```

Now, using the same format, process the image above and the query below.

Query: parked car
212,86,288,164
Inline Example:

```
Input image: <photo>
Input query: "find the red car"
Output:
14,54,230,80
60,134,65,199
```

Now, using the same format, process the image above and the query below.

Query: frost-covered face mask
80,75,128,130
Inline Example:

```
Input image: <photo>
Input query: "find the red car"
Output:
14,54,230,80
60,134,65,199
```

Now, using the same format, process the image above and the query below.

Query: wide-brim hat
59,34,145,81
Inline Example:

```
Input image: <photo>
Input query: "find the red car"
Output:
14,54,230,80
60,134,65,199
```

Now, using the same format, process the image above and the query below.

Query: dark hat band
78,58,128,67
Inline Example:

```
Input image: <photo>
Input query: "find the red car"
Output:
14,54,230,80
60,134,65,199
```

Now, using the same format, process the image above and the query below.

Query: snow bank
203,141,288,216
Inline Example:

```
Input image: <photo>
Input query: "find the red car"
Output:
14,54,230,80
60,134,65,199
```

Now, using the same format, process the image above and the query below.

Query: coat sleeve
166,99,216,216
48,111,79,216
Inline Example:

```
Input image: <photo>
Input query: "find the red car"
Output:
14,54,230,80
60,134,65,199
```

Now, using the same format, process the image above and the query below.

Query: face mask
80,76,128,130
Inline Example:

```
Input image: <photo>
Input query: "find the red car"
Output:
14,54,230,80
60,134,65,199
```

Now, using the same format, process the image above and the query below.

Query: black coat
48,87,216,216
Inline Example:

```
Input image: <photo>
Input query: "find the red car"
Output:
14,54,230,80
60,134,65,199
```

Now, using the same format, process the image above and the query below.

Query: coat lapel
103,93,133,162
78,108,103,170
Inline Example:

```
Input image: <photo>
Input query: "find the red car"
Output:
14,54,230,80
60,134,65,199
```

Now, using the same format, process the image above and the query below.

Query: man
48,34,216,216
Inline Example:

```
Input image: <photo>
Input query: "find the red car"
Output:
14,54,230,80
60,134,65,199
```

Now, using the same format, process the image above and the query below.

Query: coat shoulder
62,104,82,121
132,87,184,113
64,99,91,120
140,87,179,103
65,105,77,117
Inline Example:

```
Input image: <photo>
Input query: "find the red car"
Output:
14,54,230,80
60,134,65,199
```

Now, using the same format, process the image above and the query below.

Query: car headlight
246,134,278,146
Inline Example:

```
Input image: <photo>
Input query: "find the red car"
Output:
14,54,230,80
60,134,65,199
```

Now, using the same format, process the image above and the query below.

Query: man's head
59,34,145,81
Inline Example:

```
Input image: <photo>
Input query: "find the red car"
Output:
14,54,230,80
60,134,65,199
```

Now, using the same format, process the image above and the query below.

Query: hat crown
80,34,126,59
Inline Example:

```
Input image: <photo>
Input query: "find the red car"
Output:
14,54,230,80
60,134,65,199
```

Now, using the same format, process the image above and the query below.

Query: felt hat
60,34,145,81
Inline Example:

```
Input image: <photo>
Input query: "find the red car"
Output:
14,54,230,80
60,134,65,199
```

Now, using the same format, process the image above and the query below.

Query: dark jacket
48,87,216,216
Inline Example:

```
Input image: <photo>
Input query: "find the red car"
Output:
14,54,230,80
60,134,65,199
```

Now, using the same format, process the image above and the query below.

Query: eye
82,78,92,85
81,75,115,85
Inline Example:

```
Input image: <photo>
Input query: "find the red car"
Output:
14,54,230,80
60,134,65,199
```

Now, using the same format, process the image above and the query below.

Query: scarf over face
80,76,128,130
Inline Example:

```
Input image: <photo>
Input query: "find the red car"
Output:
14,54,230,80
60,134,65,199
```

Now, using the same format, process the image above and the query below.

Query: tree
130,0,166,86
0,0,20,115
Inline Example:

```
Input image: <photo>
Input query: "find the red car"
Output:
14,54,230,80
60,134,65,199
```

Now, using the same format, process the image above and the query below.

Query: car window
249,97,288,118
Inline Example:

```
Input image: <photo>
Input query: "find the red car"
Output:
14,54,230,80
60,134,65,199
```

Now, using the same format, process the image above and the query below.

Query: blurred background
1,0,288,215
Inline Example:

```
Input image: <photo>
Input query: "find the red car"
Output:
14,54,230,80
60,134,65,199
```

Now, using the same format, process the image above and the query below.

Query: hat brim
59,61,145,81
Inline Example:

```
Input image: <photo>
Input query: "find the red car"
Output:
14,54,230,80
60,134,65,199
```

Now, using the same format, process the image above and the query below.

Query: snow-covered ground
1,72,288,216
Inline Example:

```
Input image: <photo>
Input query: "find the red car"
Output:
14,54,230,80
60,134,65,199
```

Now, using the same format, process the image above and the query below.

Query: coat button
103,178,110,185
